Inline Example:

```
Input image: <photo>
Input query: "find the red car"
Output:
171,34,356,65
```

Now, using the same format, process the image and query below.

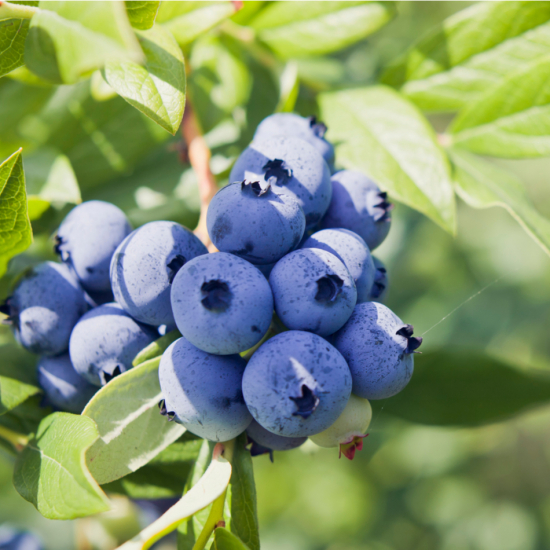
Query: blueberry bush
2,2,550,549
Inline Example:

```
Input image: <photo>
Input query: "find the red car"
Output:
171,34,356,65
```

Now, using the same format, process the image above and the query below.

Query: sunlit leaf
382,2,550,111
104,26,186,135
0,149,32,277
13,412,110,519
319,87,456,233
84,357,185,485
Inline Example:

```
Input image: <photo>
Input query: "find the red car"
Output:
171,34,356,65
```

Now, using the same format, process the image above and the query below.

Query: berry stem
191,439,235,550
0,425,29,452
182,104,218,252
0,1,39,20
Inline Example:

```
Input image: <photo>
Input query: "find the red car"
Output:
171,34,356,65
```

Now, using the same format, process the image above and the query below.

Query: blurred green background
3,2,550,549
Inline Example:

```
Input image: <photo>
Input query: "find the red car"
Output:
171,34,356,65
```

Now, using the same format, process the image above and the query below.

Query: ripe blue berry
1,262,87,356
254,113,335,169
207,181,305,265
367,257,388,302
55,201,132,292
171,252,273,355
37,354,97,413
242,331,352,437
110,221,208,326
269,248,356,337
301,228,375,303
229,137,332,228
158,337,251,441
331,302,422,400
321,170,392,250
69,303,157,386
247,419,307,460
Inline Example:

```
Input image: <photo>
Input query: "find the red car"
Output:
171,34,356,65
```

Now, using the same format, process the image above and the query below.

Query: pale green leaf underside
25,1,143,84
383,1,550,111
83,357,185,485
133,329,181,367
0,18,30,78
0,375,40,416
450,148,550,258
252,1,393,59
13,412,110,520
0,149,32,278
104,26,186,135
319,86,456,233
125,1,160,30
450,55,550,157
158,1,236,47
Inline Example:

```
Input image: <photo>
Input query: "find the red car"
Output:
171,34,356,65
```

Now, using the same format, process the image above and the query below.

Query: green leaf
25,1,143,84
13,412,110,519
118,443,232,550
26,197,49,221
0,377,40,417
319,86,456,233
382,2,550,112
0,18,30,78
0,149,32,278
83,357,185,485
449,55,550,157
227,434,259,550
383,349,550,426
188,35,251,133
133,329,181,367
24,148,81,204
0,395,49,439
20,81,171,191
0,340,40,415
214,528,251,550
104,26,186,135
251,1,394,59
449,148,550,258
275,61,299,113
125,1,160,30
157,1,237,48
102,433,202,499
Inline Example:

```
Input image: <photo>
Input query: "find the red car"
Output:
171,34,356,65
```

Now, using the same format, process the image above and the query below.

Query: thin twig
182,105,218,252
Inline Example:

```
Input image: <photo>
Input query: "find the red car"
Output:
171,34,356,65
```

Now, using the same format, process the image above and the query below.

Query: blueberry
229,137,332,228
242,331,352,437
367,257,388,303
37,353,97,413
246,419,307,459
206,181,305,265
301,228,375,303
110,221,208,326
158,337,251,441
69,303,157,386
321,170,392,250
310,394,372,460
254,113,335,169
1,262,87,356
0,527,43,550
331,302,422,400
171,252,273,355
269,248,356,337
55,200,132,292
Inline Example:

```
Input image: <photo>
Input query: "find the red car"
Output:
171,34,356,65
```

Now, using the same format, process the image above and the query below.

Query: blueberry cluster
1,113,421,460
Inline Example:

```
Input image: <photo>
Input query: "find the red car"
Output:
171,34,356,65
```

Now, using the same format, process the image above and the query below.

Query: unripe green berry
311,394,372,459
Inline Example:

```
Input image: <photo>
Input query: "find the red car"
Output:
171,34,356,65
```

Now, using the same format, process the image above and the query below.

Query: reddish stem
182,106,218,251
